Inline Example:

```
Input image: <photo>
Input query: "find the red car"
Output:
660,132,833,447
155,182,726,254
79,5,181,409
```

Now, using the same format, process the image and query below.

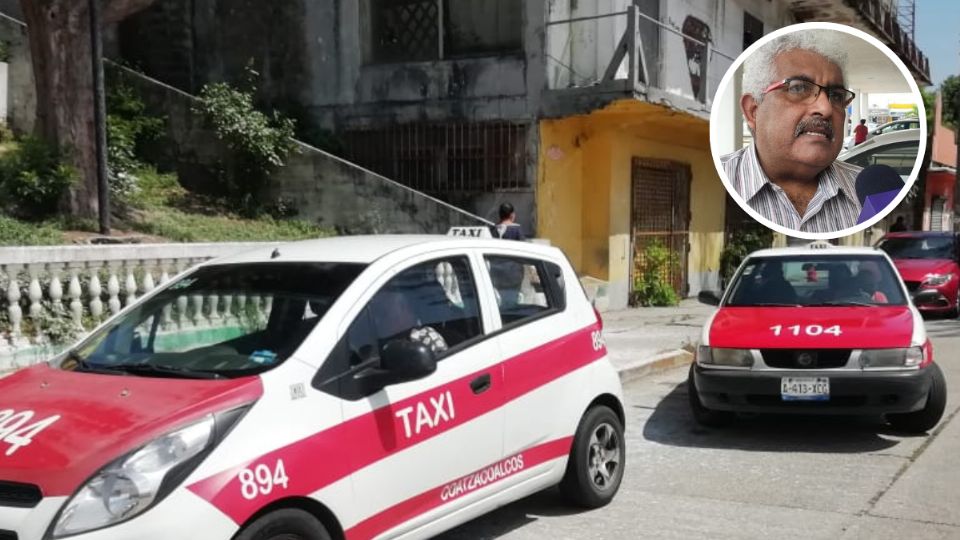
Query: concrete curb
617,349,694,383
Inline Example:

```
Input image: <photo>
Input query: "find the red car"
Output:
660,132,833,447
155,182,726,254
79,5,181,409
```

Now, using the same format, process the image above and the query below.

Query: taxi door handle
470,373,492,394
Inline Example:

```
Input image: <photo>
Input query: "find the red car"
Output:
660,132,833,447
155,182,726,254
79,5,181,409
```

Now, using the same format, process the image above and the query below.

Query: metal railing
544,4,736,106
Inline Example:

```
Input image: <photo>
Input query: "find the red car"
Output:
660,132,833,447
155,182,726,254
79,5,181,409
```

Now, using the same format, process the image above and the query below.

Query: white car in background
838,128,921,182
843,118,920,150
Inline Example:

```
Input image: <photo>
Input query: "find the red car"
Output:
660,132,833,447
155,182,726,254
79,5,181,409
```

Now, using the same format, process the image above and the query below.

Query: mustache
793,118,834,140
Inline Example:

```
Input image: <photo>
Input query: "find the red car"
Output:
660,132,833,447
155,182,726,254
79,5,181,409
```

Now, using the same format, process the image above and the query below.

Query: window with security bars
340,122,529,198
370,0,522,63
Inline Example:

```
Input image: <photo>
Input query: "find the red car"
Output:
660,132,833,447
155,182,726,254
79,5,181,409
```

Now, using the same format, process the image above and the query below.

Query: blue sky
915,0,960,88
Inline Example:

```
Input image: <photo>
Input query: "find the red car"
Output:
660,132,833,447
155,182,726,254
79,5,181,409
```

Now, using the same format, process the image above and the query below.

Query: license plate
781,377,829,401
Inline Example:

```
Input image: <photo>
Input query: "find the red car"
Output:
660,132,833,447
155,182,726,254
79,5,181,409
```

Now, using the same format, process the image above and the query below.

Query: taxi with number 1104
690,242,947,432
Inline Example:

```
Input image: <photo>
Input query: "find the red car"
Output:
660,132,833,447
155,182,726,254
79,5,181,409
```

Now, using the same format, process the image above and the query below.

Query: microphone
854,165,905,224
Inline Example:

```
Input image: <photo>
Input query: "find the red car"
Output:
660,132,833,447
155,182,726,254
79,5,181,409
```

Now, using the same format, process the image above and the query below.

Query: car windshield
877,236,955,260
61,262,365,378
726,255,906,307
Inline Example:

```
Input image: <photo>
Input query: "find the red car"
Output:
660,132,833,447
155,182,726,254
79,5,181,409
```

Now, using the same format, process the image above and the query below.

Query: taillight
593,305,603,330
921,339,934,368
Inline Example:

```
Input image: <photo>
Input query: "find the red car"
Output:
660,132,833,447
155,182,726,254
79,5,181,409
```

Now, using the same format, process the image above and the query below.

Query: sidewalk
601,298,713,382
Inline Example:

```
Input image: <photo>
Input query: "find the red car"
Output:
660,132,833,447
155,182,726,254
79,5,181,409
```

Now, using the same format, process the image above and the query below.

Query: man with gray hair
721,30,861,233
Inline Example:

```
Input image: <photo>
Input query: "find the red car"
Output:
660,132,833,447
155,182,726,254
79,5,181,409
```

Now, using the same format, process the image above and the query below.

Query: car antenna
271,248,281,259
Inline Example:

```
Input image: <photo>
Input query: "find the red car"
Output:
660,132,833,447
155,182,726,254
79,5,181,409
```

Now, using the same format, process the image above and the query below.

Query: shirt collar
739,143,859,207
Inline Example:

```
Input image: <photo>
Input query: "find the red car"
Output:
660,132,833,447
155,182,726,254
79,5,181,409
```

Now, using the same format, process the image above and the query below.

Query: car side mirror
378,339,437,385
698,290,722,306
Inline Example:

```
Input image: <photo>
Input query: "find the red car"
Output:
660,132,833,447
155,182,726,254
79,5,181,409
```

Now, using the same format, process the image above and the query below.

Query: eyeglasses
762,78,855,109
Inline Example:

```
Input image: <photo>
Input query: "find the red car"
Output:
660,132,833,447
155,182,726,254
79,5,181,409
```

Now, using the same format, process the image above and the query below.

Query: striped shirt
721,144,862,233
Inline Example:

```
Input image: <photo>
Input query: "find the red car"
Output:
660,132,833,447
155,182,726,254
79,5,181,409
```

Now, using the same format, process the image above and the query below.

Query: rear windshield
876,236,955,260
63,262,365,378
726,255,906,307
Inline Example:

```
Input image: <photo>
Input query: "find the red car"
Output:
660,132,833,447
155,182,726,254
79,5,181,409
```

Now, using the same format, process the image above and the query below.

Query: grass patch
0,215,66,245
125,167,331,242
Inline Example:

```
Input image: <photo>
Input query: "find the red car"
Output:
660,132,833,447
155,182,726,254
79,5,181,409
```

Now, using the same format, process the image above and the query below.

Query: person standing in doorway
491,203,526,240
889,215,907,232
854,118,869,146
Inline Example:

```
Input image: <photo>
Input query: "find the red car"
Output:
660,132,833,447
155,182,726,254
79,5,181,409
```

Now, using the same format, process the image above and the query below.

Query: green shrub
106,79,165,198
719,228,773,286
193,68,296,209
0,215,64,245
633,240,680,307
0,137,76,219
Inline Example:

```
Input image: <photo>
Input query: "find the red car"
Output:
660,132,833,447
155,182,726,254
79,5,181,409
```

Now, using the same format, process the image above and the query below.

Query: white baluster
247,294,260,328
124,263,138,307
192,293,205,326
235,293,248,326
48,263,64,313
175,261,189,328
107,265,121,316
142,261,156,295
27,264,42,322
159,261,171,285
68,268,83,328
88,264,104,323
159,262,173,329
221,293,234,325
6,264,23,343
208,292,220,323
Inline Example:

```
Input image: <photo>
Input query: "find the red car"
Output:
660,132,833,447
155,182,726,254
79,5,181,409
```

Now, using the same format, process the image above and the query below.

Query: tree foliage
942,75,960,132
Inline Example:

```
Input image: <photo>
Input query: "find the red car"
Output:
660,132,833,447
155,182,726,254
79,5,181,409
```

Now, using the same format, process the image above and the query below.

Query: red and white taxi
690,242,947,432
0,235,624,540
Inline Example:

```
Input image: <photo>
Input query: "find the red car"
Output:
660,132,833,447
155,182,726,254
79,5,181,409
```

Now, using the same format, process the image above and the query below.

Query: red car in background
876,232,960,317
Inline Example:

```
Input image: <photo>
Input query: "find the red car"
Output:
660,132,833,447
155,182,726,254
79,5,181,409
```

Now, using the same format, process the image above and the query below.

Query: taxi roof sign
447,226,492,238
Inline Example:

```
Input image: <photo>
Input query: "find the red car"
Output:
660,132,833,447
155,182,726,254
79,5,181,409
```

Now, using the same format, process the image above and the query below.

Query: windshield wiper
108,363,225,379
808,301,878,307
64,349,130,375
740,302,802,307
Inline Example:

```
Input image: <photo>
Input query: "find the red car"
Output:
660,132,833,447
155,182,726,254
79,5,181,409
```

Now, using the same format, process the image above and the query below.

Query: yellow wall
537,100,727,304
538,118,586,271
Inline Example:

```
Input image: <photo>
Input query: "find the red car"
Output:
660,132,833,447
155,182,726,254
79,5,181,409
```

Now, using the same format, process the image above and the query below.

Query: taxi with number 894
0,235,624,540
689,242,947,432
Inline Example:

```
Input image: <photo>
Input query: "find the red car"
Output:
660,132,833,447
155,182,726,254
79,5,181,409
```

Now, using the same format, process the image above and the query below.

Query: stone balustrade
0,242,270,372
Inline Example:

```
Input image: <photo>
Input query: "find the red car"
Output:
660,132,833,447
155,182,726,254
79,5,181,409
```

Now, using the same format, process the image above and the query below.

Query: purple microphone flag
856,189,900,225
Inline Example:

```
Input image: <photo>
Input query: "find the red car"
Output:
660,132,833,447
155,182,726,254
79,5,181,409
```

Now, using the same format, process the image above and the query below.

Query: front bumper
911,287,954,313
693,364,934,415
0,489,237,540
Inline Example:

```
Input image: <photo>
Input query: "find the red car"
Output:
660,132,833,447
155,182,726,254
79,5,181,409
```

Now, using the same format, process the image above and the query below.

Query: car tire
560,405,625,508
886,363,948,434
687,364,735,427
949,290,960,319
234,508,332,540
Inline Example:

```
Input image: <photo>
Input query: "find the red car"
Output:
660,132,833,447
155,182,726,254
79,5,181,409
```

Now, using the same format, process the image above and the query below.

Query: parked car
0,235,625,540
691,242,946,433
843,118,921,150
838,128,921,181
876,231,960,316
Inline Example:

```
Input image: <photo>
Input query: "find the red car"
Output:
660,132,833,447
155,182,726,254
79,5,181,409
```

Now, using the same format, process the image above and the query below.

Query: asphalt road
439,318,960,540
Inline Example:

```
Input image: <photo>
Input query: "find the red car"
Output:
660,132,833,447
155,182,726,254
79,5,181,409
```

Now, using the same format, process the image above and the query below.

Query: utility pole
89,0,111,235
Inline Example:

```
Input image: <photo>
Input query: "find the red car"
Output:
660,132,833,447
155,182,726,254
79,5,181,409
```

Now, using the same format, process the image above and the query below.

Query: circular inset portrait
710,22,926,239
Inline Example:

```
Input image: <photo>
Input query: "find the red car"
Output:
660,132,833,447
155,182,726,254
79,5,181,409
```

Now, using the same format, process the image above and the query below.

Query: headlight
697,346,753,367
922,273,953,286
52,416,215,537
859,347,924,369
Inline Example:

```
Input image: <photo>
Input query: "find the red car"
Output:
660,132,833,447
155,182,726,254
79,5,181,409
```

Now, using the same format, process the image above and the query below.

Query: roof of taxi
747,244,888,258
204,234,561,266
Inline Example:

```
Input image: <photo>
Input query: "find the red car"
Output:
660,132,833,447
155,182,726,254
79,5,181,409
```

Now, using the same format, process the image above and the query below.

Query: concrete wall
0,13,34,134
933,93,957,168
113,67,489,234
